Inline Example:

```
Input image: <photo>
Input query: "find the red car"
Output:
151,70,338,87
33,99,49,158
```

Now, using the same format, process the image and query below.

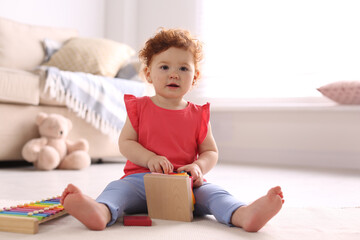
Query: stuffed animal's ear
36,112,48,126
67,119,73,130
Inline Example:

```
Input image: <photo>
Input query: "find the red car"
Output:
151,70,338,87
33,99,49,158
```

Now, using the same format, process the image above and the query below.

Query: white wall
211,106,360,170
105,0,202,51
0,0,105,37
136,0,201,50
105,0,138,49
0,0,201,50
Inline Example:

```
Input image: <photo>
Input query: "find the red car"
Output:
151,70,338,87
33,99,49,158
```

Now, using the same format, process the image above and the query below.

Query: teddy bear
22,112,91,170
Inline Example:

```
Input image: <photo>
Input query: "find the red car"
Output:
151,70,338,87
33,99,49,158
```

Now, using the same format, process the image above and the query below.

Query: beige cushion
0,68,40,105
0,17,78,71
43,37,136,77
317,81,360,105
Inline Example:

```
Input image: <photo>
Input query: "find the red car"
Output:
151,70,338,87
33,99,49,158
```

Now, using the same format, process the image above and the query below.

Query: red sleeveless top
122,94,210,178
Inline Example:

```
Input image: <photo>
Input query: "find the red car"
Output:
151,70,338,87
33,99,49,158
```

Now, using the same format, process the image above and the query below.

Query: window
194,0,360,101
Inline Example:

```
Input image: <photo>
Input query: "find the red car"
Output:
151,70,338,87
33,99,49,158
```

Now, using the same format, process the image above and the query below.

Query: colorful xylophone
0,196,67,234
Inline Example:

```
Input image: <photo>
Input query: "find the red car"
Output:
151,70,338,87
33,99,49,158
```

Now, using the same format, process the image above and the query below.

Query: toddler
61,28,284,232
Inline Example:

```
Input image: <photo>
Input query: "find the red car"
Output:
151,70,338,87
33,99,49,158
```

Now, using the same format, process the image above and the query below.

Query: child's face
145,47,198,101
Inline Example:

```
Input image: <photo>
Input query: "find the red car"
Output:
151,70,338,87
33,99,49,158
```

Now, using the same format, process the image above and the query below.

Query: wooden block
144,173,193,222
0,215,39,234
123,215,152,226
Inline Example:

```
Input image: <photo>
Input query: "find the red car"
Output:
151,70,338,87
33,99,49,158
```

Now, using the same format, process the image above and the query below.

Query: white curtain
191,0,360,101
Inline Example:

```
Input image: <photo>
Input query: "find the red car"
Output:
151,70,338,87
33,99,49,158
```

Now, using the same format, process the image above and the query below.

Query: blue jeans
96,173,245,226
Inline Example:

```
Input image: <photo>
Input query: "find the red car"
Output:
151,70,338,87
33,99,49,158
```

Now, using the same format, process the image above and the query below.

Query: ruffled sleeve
197,102,210,145
124,94,139,134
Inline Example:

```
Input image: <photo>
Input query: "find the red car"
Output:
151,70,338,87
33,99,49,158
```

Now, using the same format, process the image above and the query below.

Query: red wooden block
123,216,152,226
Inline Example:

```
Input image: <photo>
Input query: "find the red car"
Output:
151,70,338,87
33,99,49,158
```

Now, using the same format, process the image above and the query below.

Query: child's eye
180,66,188,71
160,65,169,70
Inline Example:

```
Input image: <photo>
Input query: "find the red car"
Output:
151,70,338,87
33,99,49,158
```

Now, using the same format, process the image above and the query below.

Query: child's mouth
167,83,179,88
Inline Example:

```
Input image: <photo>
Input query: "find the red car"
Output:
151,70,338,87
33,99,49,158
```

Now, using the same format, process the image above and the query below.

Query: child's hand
147,155,174,174
177,163,204,188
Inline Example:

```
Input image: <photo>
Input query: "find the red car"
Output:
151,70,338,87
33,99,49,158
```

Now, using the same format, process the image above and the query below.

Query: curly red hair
139,28,203,81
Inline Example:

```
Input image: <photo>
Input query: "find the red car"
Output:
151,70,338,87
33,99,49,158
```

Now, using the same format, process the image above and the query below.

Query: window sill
190,96,360,112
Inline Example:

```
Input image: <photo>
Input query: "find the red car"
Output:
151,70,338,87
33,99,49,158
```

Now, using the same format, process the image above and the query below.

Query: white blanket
43,67,145,138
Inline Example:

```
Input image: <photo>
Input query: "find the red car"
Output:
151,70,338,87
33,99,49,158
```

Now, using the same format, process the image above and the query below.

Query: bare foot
231,186,284,232
61,184,111,230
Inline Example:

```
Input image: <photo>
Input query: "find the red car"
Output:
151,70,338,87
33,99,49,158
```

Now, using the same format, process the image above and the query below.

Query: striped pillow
43,37,135,77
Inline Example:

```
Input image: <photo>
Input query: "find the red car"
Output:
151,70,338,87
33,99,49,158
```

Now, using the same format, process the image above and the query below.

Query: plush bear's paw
35,146,61,170
58,151,91,170
67,139,89,152
22,138,48,163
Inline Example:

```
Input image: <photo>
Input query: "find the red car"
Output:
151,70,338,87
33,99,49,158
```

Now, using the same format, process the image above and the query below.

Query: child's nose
169,71,179,79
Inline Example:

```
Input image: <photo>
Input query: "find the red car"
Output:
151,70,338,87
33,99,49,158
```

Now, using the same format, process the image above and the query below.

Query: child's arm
195,122,219,174
118,116,174,174
177,122,218,187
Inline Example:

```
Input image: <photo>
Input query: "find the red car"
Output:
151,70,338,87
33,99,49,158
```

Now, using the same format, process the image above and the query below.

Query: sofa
0,17,148,162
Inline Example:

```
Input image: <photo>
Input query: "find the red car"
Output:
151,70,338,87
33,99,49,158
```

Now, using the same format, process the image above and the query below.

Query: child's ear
144,67,152,83
192,70,200,86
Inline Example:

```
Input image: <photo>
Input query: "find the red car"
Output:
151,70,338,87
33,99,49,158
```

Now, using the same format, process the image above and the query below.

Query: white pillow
317,81,360,104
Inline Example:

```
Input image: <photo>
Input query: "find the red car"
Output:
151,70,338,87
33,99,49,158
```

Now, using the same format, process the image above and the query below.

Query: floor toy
0,196,67,234
123,215,152,226
144,173,194,222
